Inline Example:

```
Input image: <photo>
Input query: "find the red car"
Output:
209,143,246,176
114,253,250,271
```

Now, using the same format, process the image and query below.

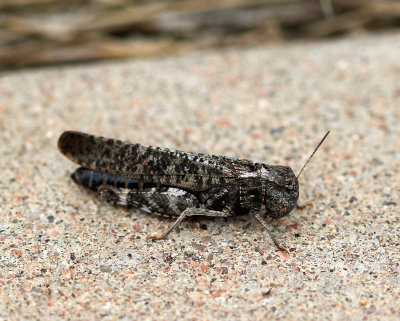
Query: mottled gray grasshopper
58,131,329,251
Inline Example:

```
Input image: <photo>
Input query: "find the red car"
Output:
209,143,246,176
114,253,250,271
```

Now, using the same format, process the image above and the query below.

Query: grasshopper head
263,165,299,218
262,131,330,219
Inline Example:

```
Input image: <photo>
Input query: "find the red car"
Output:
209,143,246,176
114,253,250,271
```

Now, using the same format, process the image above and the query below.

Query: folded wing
58,131,241,191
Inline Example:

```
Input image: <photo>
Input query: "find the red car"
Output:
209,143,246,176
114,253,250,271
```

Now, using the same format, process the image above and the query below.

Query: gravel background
1,32,399,320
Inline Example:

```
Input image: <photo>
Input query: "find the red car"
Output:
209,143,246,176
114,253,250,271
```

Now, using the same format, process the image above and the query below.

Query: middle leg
147,207,231,240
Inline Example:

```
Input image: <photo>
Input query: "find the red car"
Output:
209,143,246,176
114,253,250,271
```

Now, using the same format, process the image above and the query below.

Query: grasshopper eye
268,165,296,188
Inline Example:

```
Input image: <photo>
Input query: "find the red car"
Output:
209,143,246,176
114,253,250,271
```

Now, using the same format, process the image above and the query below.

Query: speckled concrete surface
1,32,400,320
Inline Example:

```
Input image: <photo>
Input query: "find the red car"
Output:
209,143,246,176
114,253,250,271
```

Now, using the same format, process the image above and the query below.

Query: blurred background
1,0,400,71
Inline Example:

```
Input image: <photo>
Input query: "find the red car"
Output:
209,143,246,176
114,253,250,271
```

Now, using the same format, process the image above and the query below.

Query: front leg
255,213,288,253
295,202,312,210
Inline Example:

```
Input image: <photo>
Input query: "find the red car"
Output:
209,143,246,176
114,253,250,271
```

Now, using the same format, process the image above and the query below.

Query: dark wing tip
58,131,76,155
57,131,91,157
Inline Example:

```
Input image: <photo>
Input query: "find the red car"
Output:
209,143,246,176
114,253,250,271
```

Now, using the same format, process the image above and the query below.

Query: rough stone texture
1,32,399,320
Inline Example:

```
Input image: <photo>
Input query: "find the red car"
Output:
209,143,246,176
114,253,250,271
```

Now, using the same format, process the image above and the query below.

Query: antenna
297,131,330,180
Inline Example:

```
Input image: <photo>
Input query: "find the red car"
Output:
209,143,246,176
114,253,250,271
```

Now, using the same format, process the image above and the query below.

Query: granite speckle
1,32,400,320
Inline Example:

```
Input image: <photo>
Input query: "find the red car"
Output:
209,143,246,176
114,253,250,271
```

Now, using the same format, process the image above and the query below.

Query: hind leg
98,185,199,216
98,185,230,239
